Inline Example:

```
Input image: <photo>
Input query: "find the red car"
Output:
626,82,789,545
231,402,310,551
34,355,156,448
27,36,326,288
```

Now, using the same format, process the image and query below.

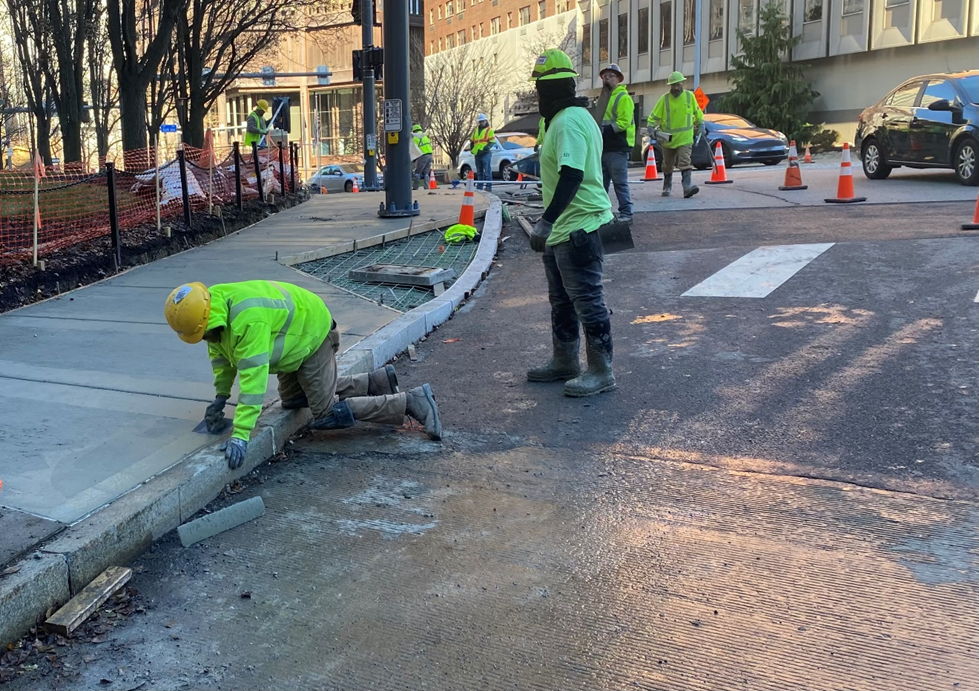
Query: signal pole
378,0,418,217
361,0,379,190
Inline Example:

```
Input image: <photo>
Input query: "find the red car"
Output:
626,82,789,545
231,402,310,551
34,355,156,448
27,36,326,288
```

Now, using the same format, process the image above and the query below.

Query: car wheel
344,180,353,193
861,139,892,180
721,143,734,169
459,164,472,180
499,161,514,181
953,137,979,185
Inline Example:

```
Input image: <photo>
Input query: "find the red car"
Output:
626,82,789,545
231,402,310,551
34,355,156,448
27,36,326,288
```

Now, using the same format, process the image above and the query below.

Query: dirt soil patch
0,193,307,314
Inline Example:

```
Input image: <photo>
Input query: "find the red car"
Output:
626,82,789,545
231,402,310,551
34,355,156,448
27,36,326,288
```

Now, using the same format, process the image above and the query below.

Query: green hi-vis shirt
205,281,333,441
539,107,614,246
413,132,433,155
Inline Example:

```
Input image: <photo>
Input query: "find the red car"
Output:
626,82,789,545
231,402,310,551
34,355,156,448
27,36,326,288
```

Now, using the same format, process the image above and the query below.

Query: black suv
854,70,979,185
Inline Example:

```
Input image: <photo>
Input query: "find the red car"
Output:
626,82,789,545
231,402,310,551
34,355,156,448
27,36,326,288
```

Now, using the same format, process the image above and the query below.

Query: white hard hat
476,113,489,123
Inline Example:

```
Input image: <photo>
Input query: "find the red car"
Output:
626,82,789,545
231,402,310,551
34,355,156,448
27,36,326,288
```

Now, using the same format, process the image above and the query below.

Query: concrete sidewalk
0,188,501,643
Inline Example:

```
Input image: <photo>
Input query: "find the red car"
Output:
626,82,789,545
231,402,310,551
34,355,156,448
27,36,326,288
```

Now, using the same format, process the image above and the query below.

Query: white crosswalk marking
974,289,979,303
682,243,835,298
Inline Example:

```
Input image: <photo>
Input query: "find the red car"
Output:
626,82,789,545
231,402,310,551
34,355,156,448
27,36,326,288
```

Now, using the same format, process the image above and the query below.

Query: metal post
278,141,285,197
290,143,297,193
361,0,379,190
233,142,243,210
31,159,40,267
693,0,703,89
176,148,192,226
252,141,265,202
379,0,418,217
106,162,121,270
154,142,162,233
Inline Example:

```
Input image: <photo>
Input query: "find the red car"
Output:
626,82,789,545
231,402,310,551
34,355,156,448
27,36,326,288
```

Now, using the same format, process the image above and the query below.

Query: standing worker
412,123,434,187
470,114,495,192
526,49,616,398
163,280,442,469
243,99,270,149
646,72,703,198
595,64,635,222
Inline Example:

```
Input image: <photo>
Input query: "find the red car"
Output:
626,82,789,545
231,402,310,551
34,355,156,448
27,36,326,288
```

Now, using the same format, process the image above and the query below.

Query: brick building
426,0,578,55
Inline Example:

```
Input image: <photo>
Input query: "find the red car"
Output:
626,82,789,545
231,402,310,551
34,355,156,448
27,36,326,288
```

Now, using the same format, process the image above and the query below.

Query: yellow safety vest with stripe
647,89,703,149
243,111,266,146
444,223,476,243
413,132,433,155
205,281,333,441
471,126,495,155
601,83,636,150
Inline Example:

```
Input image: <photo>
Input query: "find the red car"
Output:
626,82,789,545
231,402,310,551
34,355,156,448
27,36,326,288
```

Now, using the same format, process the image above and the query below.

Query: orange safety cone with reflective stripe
704,141,733,185
642,146,661,181
428,169,438,190
824,143,866,204
962,190,979,230
458,173,476,226
351,176,360,193
778,141,808,191
803,144,814,164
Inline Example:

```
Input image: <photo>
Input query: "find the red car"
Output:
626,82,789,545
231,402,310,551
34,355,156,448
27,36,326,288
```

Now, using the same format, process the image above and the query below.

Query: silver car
457,132,536,181
309,163,384,193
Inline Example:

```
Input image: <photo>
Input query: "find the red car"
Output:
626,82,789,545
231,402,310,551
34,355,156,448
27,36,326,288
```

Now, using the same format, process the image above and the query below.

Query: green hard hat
530,49,578,81
667,71,687,85
412,124,422,132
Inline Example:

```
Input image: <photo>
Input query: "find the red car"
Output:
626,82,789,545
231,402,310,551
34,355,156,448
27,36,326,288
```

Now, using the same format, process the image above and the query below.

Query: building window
709,0,724,39
438,5,442,19
884,0,909,6
458,29,466,43
638,6,649,53
683,0,695,45
446,1,454,16
539,1,547,19
429,9,434,24
804,0,822,22
598,17,609,61
520,6,530,25
556,0,568,11
490,16,501,33
842,0,863,15
479,22,484,37
617,12,628,58
738,0,755,34
660,1,672,49
582,22,592,64
507,11,513,28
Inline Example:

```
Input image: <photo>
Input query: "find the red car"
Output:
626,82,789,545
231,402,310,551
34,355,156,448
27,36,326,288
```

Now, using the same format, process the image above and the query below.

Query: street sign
694,87,710,111
261,65,275,87
383,99,402,132
366,133,377,151
160,124,178,133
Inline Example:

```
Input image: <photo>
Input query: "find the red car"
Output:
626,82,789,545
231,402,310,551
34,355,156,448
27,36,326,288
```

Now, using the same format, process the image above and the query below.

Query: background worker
470,114,495,192
164,280,442,469
646,71,703,198
527,49,616,398
243,99,270,149
412,123,434,186
594,64,635,222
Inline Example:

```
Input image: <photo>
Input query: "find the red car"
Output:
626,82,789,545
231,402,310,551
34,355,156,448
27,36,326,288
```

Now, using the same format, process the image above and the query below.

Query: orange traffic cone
458,175,476,226
778,141,808,191
962,190,979,230
428,169,438,190
824,143,866,204
351,176,360,193
704,141,733,185
642,146,661,181
803,144,814,164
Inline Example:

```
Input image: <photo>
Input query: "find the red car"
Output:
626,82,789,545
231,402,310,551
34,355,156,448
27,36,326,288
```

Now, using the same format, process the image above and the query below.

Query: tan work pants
662,144,693,175
276,328,406,425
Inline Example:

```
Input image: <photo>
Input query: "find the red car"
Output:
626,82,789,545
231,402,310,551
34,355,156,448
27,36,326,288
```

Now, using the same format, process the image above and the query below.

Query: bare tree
86,0,120,165
6,0,55,163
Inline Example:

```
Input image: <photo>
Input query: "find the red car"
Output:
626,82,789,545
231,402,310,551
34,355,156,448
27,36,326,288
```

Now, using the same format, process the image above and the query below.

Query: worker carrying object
243,99,270,149
164,280,443,469
646,71,703,198
412,123,434,187
527,49,616,398
470,114,495,192
594,64,635,223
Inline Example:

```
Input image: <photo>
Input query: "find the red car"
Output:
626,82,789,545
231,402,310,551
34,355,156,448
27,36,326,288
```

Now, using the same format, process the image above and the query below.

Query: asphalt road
3,201,976,690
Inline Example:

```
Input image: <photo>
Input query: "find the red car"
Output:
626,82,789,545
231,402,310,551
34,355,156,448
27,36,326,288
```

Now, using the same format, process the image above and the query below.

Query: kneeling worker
164,280,442,469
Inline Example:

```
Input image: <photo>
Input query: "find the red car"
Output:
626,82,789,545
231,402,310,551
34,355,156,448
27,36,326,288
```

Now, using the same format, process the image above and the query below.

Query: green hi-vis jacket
413,131,433,155
205,281,333,441
470,126,495,155
601,83,636,150
646,89,704,149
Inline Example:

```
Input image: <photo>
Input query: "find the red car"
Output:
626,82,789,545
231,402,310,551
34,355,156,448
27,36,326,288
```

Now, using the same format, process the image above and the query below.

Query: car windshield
707,114,755,129
957,75,979,103
340,164,364,174
499,134,536,149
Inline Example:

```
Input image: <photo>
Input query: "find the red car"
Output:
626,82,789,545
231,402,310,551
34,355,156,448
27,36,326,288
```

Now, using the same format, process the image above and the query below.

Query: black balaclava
537,77,589,126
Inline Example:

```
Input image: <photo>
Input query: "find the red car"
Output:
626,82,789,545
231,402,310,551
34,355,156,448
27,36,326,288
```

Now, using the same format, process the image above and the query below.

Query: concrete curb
0,196,502,646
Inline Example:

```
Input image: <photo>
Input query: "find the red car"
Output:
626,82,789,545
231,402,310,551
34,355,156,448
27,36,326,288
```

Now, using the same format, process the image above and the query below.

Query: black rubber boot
563,324,615,397
405,384,442,440
310,400,355,430
661,174,673,197
368,364,399,395
527,337,581,382
682,170,699,198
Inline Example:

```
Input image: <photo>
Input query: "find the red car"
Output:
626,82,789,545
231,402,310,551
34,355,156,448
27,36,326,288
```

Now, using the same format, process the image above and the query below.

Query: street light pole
693,0,703,89
361,0,379,190
378,0,418,217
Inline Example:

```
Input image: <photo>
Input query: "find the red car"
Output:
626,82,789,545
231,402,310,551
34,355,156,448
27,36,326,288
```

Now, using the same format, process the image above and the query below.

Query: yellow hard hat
256,99,270,111
666,71,686,85
530,49,578,81
164,282,211,344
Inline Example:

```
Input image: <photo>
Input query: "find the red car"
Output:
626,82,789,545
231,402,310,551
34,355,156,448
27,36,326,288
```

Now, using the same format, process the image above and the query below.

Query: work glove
223,437,248,470
647,126,657,140
530,218,552,253
204,395,229,434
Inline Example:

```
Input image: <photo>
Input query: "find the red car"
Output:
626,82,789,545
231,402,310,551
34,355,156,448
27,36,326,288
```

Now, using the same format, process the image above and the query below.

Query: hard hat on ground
666,71,686,85
256,99,270,110
164,282,212,344
599,63,624,80
530,49,578,81
412,124,423,132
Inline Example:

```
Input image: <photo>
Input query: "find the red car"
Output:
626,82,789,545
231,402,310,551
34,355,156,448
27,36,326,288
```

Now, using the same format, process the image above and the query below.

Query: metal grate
297,229,478,312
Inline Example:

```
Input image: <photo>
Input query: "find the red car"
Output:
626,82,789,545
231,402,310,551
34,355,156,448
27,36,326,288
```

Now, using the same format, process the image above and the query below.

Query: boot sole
420,383,442,441
563,382,617,397
527,372,579,382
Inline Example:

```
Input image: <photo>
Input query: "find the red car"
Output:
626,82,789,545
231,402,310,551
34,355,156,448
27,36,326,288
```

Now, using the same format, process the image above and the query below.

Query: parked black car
854,70,979,185
642,113,789,170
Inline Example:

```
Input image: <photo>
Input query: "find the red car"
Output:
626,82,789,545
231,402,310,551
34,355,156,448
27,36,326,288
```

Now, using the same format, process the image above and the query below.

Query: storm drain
297,229,478,312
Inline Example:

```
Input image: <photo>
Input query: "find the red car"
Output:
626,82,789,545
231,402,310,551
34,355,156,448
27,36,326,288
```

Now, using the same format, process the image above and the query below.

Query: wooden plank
515,215,535,237
45,566,132,636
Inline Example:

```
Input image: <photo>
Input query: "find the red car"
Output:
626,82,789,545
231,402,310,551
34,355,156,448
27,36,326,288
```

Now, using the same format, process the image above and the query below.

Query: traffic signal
271,97,291,132
351,0,377,26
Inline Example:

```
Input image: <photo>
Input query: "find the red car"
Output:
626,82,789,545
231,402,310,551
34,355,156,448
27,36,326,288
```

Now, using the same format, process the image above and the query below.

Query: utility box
349,264,455,287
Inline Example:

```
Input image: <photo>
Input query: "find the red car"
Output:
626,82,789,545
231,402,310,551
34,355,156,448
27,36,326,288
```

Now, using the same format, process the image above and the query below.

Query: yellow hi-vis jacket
601,83,636,150
647,89,704,149
413,131,433,155
470,125,495,155
205,281,333,441
243,110,267,146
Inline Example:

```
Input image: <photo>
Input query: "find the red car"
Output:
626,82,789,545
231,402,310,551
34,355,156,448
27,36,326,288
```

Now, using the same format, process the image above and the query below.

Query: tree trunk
118,81,149,168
